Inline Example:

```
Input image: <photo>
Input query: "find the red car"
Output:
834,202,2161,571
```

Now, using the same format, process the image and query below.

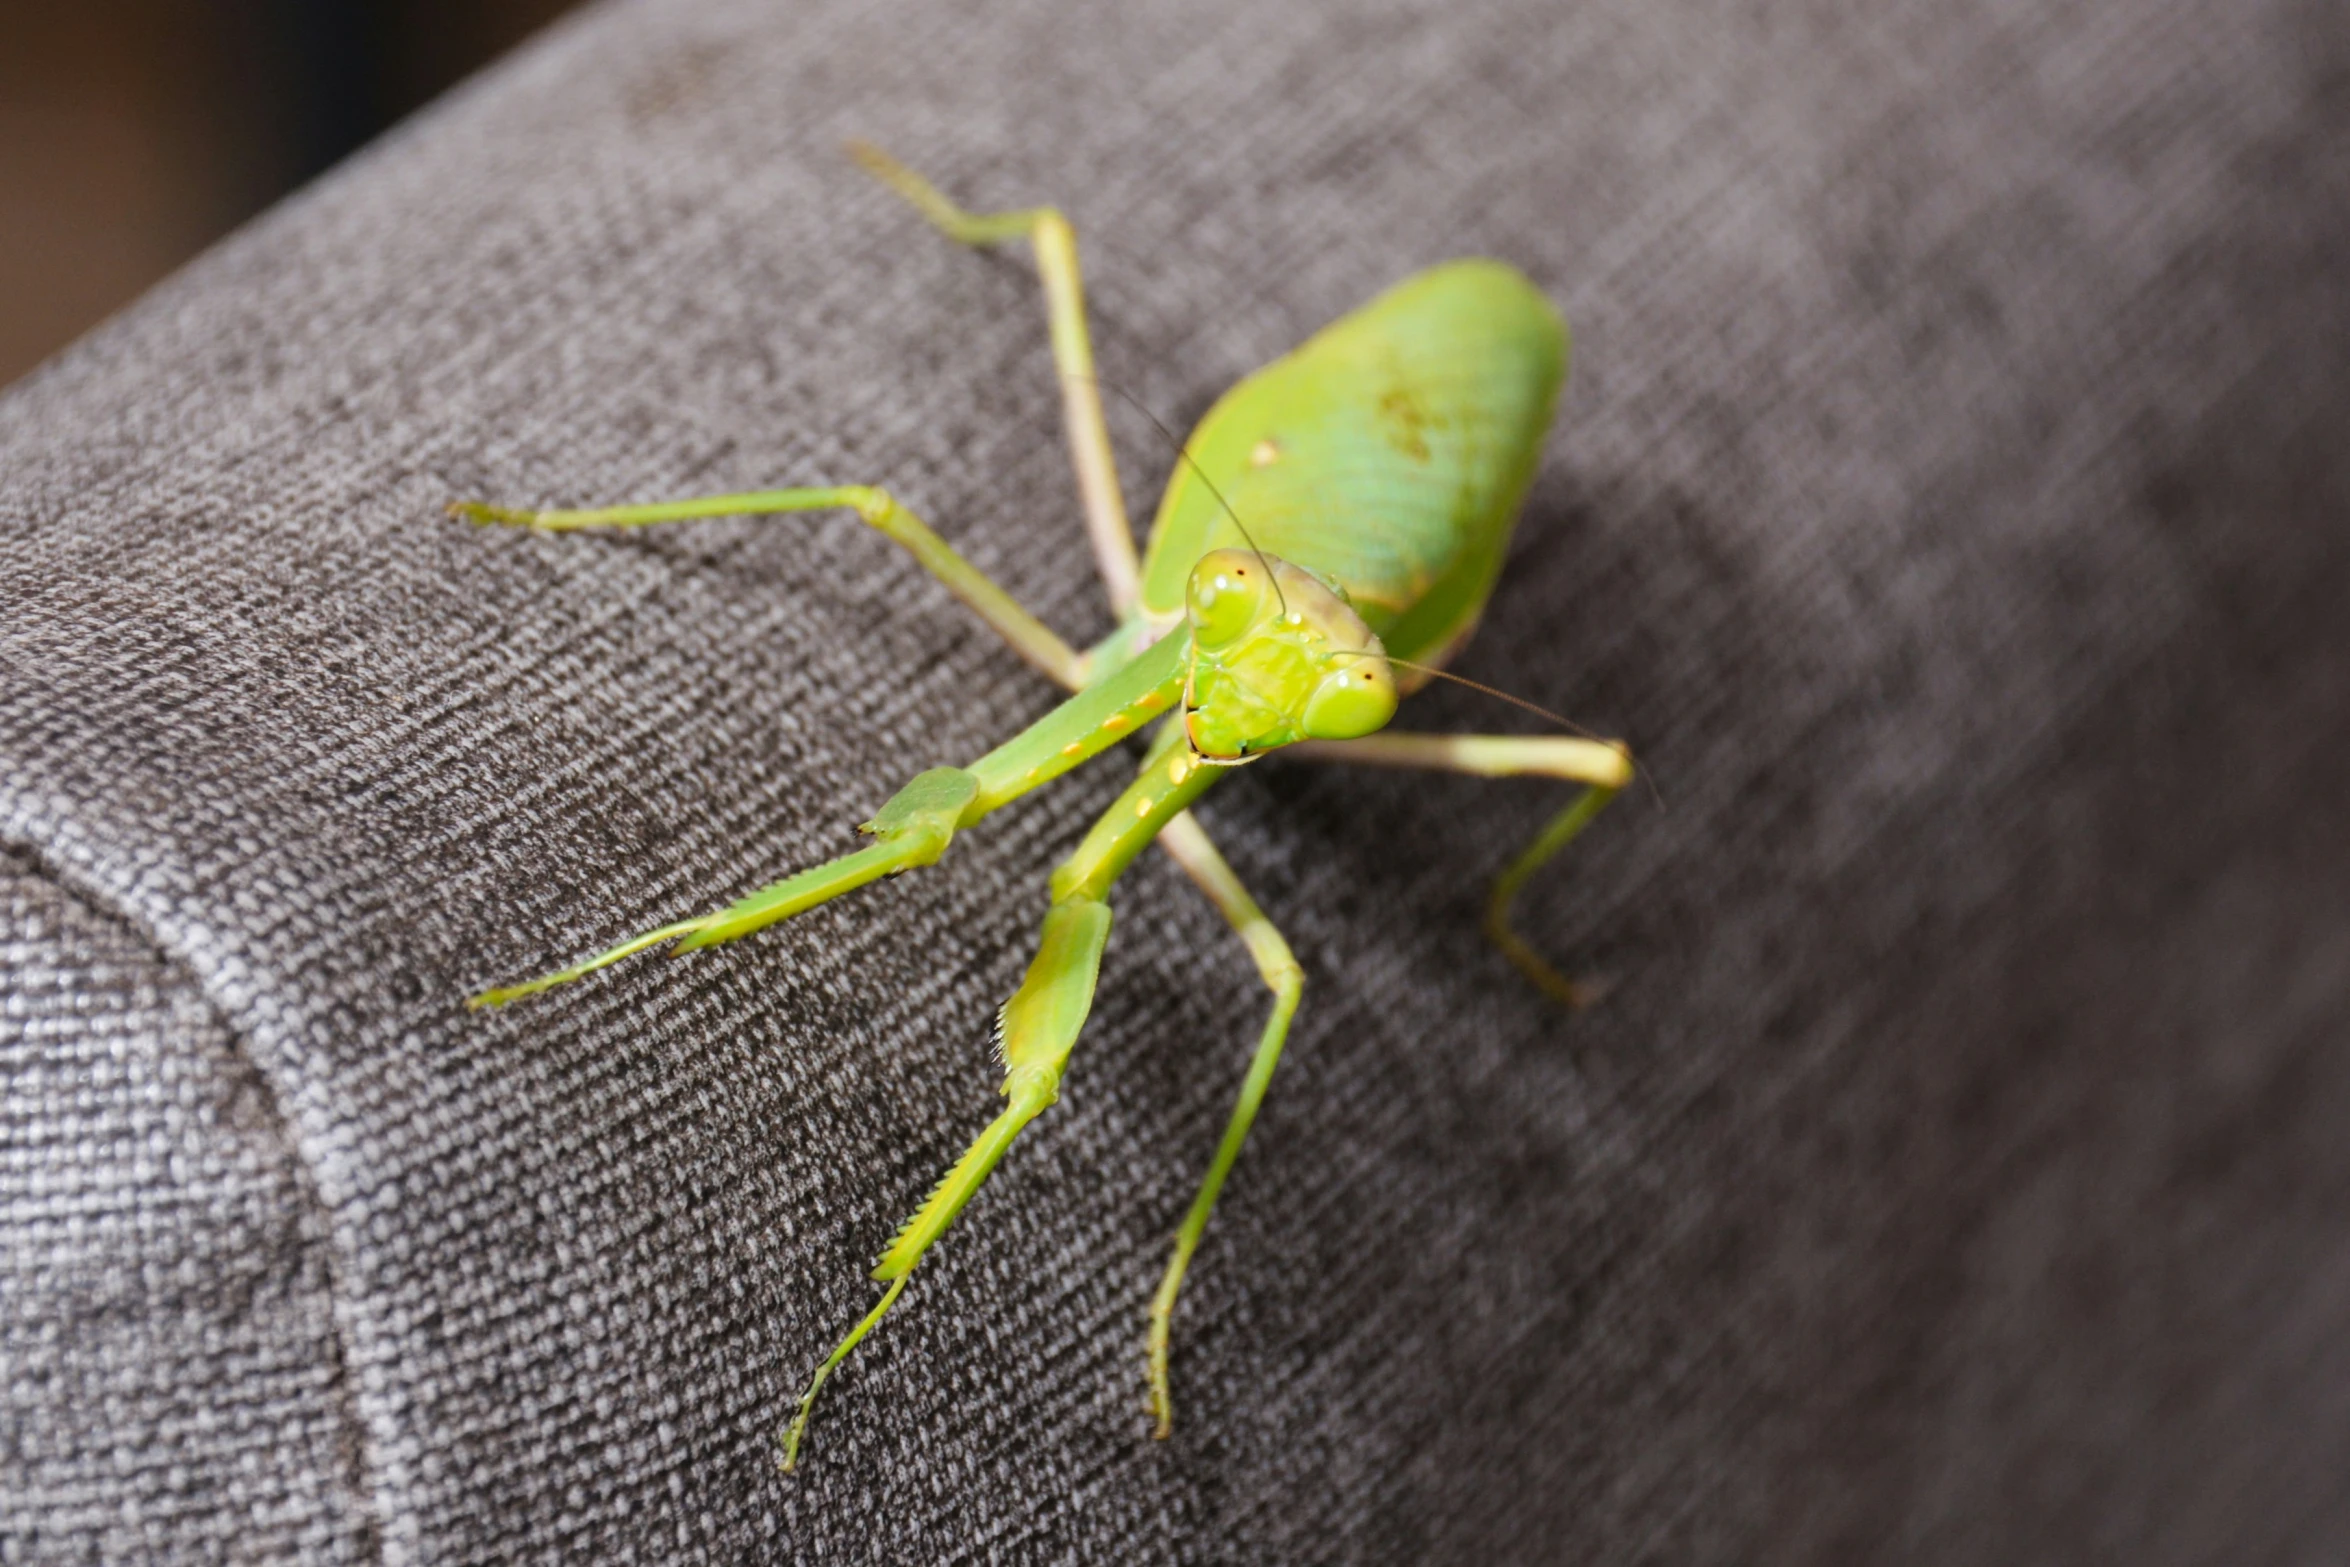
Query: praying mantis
452,144,1634,1472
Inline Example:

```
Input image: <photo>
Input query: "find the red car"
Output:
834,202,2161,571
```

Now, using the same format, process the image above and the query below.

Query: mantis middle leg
451,484,1088,690
1288,733,1633,1006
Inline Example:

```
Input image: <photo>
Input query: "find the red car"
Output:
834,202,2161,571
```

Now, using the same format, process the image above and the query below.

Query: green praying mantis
453,144,1634,1472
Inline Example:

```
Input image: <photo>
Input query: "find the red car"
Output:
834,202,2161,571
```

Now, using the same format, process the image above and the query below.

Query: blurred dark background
0,0,581,387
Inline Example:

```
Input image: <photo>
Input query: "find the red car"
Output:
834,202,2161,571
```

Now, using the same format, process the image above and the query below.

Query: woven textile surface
5,0,2349,1559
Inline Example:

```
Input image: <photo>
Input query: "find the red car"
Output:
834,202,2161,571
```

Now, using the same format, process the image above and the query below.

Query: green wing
1138,259,1567,671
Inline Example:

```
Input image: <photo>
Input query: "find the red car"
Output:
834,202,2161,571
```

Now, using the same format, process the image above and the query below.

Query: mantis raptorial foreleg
848,141,1142,619
451,485,1088,689
1287,734,1632,1006
780,729,1221,1470
1146,811,1302,1438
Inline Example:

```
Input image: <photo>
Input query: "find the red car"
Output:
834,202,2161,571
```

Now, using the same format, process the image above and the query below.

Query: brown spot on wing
1376,387,1436,462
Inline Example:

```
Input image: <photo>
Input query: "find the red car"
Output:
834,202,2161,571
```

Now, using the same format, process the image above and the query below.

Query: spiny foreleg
778,897,1110,1472
778,733,1220,1471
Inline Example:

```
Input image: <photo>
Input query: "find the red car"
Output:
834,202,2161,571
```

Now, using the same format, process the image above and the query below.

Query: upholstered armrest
7,0,2347,1557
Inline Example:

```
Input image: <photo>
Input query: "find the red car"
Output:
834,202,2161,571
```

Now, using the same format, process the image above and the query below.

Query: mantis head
1181,548,1397,760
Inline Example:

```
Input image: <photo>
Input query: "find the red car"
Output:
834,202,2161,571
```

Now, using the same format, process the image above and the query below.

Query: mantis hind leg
1147,812,1304,1438
848,142,1143,619
1286,733,1633,1006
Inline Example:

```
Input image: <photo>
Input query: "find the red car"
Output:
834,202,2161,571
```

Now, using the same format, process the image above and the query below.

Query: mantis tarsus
453,143,1634,1472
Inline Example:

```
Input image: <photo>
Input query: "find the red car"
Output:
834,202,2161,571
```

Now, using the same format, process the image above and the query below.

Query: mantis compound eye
1301,653,1397,740
1184,549,1273,649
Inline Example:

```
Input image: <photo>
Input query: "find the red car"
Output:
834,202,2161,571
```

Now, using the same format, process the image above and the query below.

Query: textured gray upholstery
5,0,2349,1559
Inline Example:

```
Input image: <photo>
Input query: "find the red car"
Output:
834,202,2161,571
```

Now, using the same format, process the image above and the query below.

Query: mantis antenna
1072,372,1289,619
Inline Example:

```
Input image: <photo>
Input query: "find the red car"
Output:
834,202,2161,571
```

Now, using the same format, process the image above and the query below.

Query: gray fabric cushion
0,847,371,1561
5,0,2348,1559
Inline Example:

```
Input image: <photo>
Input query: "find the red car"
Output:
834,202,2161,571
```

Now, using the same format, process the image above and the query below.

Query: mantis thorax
1181,549,1397,760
